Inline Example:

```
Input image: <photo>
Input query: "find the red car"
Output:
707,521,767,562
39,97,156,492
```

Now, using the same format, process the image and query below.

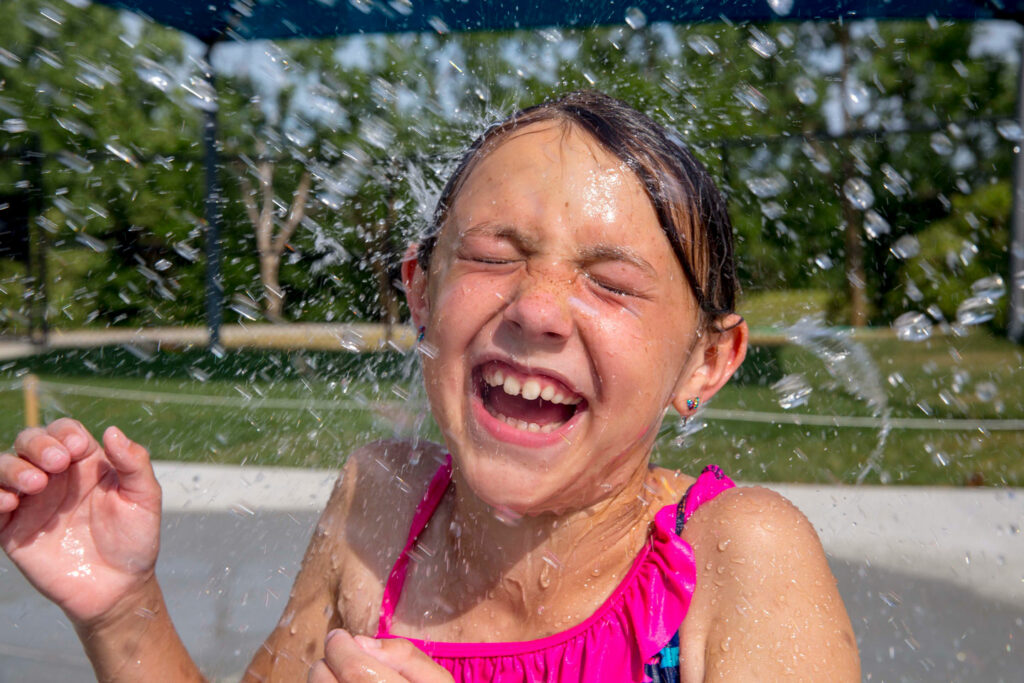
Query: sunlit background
1,1,1022,488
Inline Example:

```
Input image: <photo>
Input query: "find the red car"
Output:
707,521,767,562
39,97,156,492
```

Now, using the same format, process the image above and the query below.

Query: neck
436,458,671,628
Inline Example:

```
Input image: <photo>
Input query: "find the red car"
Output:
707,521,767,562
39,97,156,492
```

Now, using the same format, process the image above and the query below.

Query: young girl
0,91,859,682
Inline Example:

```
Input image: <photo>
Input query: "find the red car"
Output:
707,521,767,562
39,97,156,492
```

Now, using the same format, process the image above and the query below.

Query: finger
355,637,452,683
307,659,338,683
101,427,160,506
46,418,99,461
0,452,47,495
323,629,407,682
13,428,70,473
0,487,22,513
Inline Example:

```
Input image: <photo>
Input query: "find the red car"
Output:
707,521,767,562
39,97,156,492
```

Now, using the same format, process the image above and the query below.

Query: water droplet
105,142,140,168
930,132,954,156
843,177,874,210
863,210,890,239
844,80,871,116
793,76,817,105
747,27,777,59
956,296,995,326
624,7,647,30
767,0,794,16
687,35,719,56
880,164,910,197
813,253,833,270
760,201,784,220
771,374,812,409
2,118,27,133
734,84,768,113
135,56,172,92
428,15,450,34
890,235,920,260
975,381,998,402
75,232,108,253
56,150,93,174
892,312,932,342
971,274,1005,301
746,173,786,198
997,119,1022,142
181,75,218,112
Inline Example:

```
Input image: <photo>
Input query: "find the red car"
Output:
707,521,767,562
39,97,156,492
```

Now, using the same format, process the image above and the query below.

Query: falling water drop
956,297,996,326
747,27,778,59
843,178,875,210
734,84,769,113
767,0,794,16
771,374,812,409
997,120,1022,142
746,173,787,198
687,35,719,56
892,312,932,342
881,164,910,197
863,210,890,239
971,274,1005,301
624,7,647,30
890,235,921,260
793,77,817,105
930,132,954,156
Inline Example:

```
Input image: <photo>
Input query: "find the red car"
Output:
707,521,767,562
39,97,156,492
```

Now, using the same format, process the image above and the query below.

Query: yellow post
23,374,39,428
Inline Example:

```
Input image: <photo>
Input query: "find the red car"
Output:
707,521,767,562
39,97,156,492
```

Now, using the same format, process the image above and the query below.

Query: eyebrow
577,244,658,276
460,224,539,251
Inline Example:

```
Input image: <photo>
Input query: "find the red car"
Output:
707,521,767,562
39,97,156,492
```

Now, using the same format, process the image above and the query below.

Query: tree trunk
260,252,284,322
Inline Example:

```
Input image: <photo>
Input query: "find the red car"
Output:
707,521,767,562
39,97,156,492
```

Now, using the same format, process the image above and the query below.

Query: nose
501,271,574,343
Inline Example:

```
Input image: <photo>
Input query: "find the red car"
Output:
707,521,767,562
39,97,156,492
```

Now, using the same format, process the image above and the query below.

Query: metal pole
1011,34,1024,343
203,41,223,351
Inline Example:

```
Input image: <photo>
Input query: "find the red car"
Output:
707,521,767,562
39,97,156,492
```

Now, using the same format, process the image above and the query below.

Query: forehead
449,121,656,230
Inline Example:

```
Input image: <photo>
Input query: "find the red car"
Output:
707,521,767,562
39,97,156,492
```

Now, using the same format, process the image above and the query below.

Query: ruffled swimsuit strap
675,464,734,535
377,453,454,637
645,465,736,683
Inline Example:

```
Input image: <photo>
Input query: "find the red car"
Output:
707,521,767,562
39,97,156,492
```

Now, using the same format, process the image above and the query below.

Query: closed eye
584,272,635,298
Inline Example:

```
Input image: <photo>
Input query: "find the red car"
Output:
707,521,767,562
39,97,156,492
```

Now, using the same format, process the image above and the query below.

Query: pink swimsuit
376,456,735,682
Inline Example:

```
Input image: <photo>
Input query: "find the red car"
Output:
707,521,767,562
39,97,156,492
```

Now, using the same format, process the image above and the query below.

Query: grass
1,330,1022,486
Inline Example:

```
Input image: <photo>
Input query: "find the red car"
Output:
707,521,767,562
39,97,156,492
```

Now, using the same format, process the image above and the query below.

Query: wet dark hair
418,90,738,329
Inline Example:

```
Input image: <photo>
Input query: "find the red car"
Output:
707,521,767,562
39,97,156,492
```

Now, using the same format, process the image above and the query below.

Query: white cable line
700,408,1024,432
34,380,407,412
3,378,1020,432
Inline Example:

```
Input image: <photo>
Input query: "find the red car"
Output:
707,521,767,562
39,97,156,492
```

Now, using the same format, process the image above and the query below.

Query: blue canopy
97,0,1024,43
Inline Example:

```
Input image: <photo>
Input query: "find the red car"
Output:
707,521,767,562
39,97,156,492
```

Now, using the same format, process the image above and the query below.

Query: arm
0,419,203,682
680,487,860,681
241,467,348,681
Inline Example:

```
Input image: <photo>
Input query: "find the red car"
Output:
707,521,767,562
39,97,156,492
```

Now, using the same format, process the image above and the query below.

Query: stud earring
686,397,700,411
416,325,426,343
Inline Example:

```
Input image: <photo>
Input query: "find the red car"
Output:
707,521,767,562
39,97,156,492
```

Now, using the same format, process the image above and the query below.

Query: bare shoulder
679,486,860,681
327,438,448,555
241,439,446,681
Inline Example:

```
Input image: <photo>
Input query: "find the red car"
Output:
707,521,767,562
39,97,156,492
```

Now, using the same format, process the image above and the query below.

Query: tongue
486,388,575,425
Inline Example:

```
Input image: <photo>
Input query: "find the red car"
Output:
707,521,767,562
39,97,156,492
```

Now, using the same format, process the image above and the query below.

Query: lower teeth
492,410,561,433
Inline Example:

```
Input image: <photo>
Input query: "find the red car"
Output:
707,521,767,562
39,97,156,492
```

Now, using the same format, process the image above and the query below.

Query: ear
401,243,430,328
671,315,748,417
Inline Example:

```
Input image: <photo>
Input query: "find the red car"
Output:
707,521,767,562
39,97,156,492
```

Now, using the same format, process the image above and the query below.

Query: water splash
784,317,892,484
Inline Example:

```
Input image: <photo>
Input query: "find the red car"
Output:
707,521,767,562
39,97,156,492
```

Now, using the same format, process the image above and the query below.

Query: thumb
355,636,453,683
102,427,161,507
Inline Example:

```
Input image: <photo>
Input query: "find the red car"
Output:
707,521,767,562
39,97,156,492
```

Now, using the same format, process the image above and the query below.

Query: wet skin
406,121,717,516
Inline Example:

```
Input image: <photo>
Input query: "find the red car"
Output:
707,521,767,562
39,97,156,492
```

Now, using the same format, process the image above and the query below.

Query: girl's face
405,121,722,515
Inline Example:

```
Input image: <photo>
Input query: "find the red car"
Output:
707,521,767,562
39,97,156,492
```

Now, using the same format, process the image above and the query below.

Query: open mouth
476,361,586,434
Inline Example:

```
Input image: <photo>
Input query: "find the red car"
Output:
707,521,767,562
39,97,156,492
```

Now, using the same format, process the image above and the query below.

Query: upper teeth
484,369,581,405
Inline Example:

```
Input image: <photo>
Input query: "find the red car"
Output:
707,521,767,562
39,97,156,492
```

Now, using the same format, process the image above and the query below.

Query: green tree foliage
0,5,1019,330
